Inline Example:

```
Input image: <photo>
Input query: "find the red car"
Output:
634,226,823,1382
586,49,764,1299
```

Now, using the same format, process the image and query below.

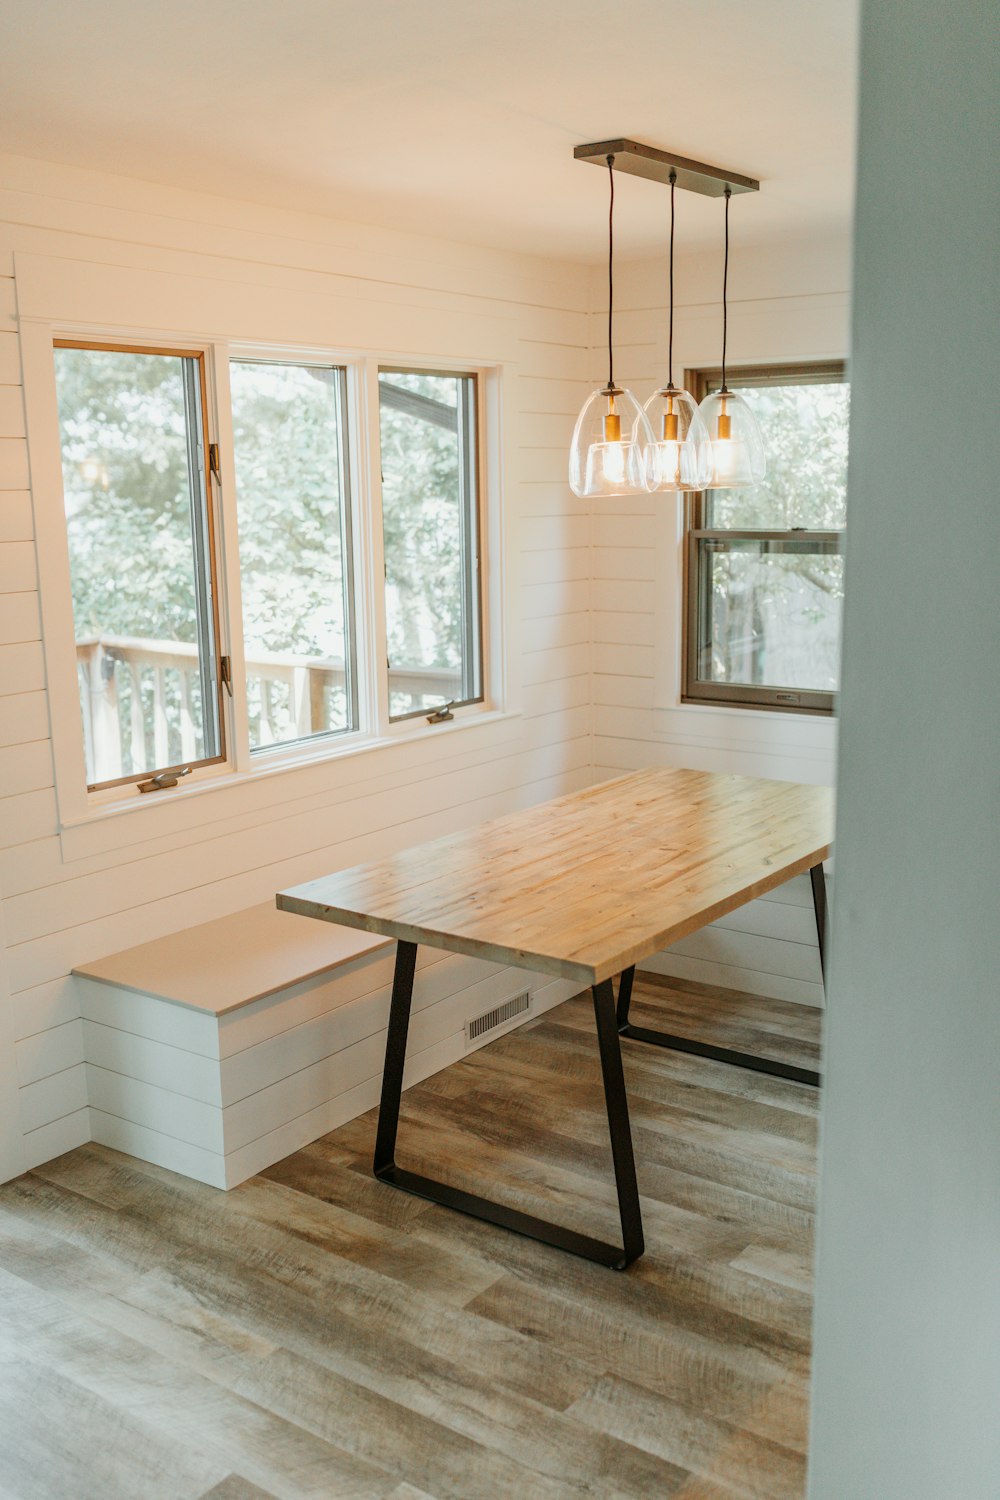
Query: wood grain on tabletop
278,767,833,984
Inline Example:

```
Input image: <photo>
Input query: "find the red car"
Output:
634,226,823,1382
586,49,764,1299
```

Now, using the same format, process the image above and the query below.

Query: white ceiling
0,0,858,262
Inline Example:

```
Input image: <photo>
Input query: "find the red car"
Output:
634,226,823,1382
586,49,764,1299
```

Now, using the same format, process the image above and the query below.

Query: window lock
138,766,192,794
426,701,455,724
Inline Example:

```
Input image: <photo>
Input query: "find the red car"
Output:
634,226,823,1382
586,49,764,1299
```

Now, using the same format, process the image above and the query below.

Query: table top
277,767,834,986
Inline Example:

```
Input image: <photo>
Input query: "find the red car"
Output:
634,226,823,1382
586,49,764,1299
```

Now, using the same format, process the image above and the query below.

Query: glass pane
53,345,220,788
379,370,481,719
707,380,850,530
230,361,354,751
695,538,843,692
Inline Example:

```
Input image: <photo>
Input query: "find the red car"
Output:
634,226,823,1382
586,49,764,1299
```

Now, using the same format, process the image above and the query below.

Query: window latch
426,701,455,724
137,766,192,794
220,655,233,697
208,443,221,482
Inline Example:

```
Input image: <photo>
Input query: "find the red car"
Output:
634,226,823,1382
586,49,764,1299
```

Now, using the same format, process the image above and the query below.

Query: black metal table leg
373,940,645,1269
615,863,827,1089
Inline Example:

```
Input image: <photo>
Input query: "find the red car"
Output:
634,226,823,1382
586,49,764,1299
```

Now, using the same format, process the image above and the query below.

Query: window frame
682,359,848,717
376,365,485,724
228,353,361,755
22,311,505,848
51,337,229,792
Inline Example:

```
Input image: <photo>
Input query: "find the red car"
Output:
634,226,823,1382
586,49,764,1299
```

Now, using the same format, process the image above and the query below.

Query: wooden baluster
128,661,145,774
89,643,122,783
259,677,274,746
78,652,96,783
153,666,169,767
179,669,196,761
309,666,327,734
292,667,310,737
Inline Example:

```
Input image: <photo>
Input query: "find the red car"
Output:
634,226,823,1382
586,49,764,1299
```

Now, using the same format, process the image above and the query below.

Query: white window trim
21,318,511,861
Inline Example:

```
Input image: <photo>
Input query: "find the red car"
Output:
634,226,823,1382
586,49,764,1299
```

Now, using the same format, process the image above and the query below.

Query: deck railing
76,635,459,781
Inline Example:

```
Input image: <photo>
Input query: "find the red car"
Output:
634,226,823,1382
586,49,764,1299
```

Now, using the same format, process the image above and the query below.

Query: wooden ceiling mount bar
574,139,760,197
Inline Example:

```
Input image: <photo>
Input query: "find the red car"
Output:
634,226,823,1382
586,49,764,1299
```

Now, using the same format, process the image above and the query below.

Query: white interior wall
0,154,593,1179
808,3,999,1495
587,234,851,1003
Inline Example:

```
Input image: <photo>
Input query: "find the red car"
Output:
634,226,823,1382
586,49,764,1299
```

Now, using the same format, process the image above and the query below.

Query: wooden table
278,767,833,1269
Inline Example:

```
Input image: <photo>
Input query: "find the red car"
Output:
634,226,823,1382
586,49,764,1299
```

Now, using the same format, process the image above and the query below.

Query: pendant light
697,187,766,488
644,171,711,492
569,155,652,498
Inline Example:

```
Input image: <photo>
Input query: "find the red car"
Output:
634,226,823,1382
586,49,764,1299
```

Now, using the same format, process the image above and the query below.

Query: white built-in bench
73,902,581,1190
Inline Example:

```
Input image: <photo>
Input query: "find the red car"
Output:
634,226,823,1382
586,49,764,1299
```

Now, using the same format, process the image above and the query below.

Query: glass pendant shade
569,386,652,498
697,387,767,488
643,385,711,491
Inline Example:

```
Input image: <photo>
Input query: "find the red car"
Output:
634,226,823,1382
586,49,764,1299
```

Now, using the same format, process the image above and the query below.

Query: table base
373,939,645,1270
616,862,827,1089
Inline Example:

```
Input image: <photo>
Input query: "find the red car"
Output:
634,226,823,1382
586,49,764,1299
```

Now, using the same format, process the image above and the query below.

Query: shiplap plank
87,1066,224,1153
593,643,655,678
0,738,53,798
0,438,28,490
0,331,20,383
642,950,826,1009
15,1018,84,1086
19,1062,88,1133
82,1020,223,1106
10,976,81,1042
0,386,25,436
19,1105,89,1170
593,612,656,648
0,591,40,642
89,1110,227,1189
0,691,46,746
0,539,36,592
0,492,31,540
520,579,589,619
0,640,45,695
0,787,57,849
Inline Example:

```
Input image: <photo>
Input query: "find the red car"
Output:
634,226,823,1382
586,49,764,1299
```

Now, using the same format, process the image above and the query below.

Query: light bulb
711,435,747,480
601,440,626,484
569,386,653,497
650,440,681,487
697,387,766,489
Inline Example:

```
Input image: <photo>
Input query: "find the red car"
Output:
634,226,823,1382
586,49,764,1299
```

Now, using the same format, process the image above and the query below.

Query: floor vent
466,991,531,1046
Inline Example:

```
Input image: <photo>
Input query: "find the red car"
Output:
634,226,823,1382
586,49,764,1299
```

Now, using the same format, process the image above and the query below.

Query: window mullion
361,356,392,739
208,344,252,773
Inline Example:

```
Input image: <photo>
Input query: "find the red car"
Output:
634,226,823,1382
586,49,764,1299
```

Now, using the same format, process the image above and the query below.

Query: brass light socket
662,411,679,442
604,412,622,443
717,411,731,441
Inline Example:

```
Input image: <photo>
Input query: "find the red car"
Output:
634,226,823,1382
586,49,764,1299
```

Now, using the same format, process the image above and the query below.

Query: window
40,334,496,821
229,359,357,751
52,342,224,789
378,369,482,720
684,362,849,714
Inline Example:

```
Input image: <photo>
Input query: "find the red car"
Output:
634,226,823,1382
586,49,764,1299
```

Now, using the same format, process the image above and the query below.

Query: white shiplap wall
0,153,594,1178
587,237,851,1005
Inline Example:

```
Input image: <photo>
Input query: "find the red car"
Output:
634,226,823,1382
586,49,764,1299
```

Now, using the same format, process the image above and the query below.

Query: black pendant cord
606,153,615,391
721,185,731,393
667,171,676,388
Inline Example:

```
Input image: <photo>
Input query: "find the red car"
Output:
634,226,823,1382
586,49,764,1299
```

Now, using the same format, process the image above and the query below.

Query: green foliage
379,371,467,674
54,347,200,643
229,361,347,659
705,380,850,690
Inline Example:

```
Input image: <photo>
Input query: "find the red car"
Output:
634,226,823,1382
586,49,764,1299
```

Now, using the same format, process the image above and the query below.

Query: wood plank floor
0,974,822,1500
